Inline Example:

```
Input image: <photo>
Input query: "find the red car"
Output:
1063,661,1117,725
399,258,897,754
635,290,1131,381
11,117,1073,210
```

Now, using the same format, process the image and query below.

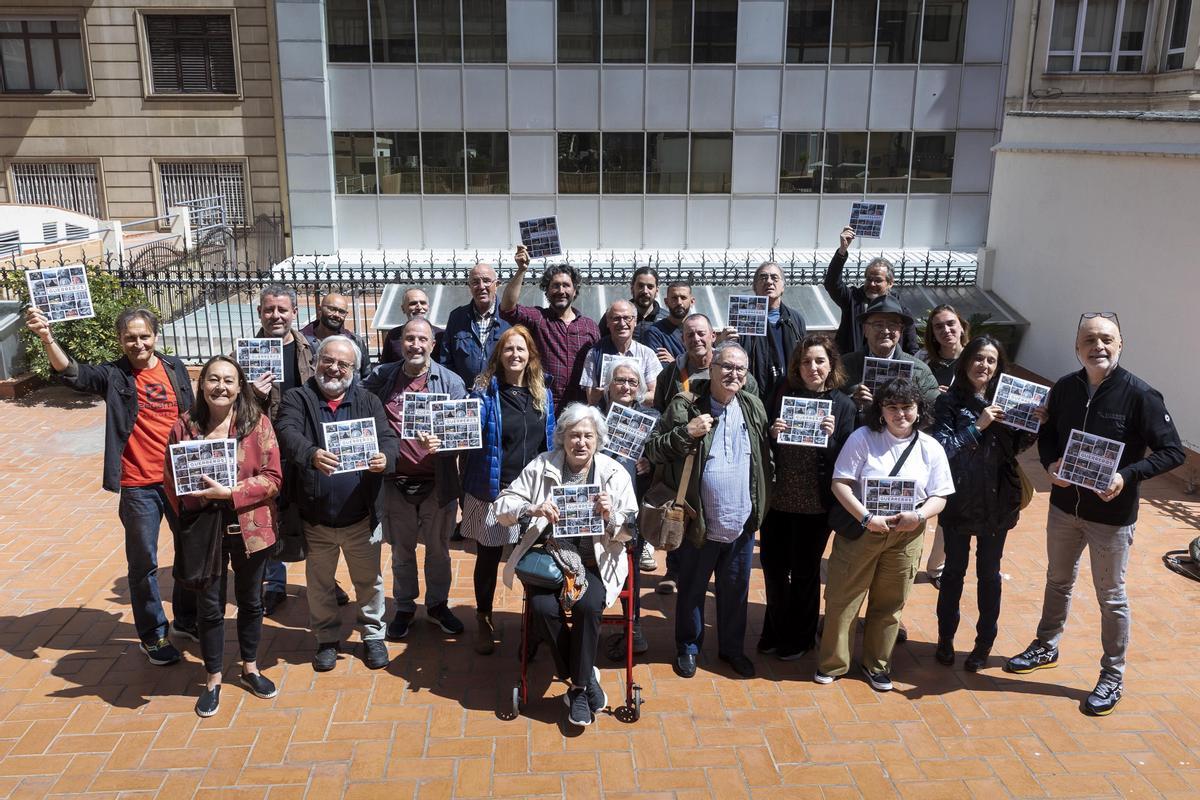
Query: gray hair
316,334,362,371
553,402,608,452
865,257,895,281
609,362,647,404
259,284,297,309
712,342,748,364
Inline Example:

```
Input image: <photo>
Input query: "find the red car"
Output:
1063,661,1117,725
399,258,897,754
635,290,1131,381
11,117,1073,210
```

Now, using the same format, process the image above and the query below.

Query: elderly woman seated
495,403,639,728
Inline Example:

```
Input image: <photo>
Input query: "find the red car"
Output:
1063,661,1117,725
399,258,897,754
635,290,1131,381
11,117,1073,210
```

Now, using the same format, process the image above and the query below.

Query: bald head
606,299,637,345
468,262,497,311
317,292,351,334
402,288,430,320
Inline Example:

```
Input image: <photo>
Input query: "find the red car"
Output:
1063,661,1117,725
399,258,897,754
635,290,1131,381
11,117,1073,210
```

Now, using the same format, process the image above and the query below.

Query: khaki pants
818,523,925,676
304,519,385,644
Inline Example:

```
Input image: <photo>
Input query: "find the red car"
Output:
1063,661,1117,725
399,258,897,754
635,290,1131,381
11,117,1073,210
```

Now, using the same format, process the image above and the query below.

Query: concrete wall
987,112,1200,449
0,0,283,223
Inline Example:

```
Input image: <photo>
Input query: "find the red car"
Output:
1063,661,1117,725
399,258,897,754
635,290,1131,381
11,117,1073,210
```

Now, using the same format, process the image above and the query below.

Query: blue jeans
674,528,755,657
936,527,1009,650
263,559,287,593
118,484,196,644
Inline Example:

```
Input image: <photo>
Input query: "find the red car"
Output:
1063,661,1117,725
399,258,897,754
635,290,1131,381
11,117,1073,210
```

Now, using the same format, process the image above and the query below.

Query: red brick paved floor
2,385,1200,799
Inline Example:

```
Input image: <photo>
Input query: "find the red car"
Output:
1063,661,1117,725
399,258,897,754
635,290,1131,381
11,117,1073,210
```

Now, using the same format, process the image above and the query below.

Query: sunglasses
1079,311,1120,330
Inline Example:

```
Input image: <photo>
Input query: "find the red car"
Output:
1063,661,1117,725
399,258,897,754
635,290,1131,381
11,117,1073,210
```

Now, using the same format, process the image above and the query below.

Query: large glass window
463,0,506,62
421,132,466,193
327,0,370,62
650,0,691,62
559,132,601,193
372,0,415,62
604,0,647,62
911,132,955,193
786,0,832,64
823,132,868,194
646,132,689,192
921,0,966,63
779,132,823,193
693,0,737,63
1165,0,1191,70
1047,0,1150,72
417,0,461,62
830,0,876,63
690,132,732,193
466,132,509,193
0,19,87,93
603,133,645,193
558,0,601,62
376,132,421,193
876,0,921,63
334,132,378,194
866,132,911,194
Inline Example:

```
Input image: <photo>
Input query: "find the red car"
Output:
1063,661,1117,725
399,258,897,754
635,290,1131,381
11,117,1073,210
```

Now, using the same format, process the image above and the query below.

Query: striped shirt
700,397,752,543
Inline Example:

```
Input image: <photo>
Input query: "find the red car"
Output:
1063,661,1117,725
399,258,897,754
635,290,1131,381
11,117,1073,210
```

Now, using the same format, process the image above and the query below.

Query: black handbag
172,506,226,590
828,433,920,541
274,496,307,563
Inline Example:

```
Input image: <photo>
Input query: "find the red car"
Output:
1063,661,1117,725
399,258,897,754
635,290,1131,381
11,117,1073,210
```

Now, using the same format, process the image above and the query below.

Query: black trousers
759,509,831,653
936,527,1009,650
474,544,504,614
197,534,270,675
528,568,605,687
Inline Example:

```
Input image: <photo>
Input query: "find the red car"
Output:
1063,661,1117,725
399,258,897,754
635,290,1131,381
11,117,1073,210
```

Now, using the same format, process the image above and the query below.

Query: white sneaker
638,541,657,572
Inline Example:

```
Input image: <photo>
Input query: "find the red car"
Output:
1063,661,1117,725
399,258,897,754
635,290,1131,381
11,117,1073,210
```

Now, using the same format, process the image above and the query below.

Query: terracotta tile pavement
1,386,1199,798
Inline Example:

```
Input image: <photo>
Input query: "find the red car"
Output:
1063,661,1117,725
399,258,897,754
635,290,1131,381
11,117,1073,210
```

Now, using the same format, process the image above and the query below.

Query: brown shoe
474,612,495,655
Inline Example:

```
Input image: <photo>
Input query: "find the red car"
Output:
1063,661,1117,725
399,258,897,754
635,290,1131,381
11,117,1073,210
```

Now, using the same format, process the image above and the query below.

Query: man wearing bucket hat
842,295,941,417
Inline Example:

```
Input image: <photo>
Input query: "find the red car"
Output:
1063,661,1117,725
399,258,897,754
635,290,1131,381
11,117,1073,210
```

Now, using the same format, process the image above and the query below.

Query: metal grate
158,161,247,224
0,231,19,257
42,222,59,243
65,223,89,241
10,162,101,217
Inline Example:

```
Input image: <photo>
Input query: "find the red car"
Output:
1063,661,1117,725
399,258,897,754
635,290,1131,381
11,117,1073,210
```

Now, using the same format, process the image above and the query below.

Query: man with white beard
276,336,400,673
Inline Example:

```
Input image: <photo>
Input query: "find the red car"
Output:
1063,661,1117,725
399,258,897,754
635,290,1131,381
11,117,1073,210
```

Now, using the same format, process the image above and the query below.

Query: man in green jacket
644,343,773,681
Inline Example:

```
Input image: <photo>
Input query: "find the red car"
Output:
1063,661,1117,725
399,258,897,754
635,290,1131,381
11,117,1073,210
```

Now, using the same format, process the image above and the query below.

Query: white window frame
1162,0,1190,69
7,159,105,218
1046,0,1154,73
154,159,250,227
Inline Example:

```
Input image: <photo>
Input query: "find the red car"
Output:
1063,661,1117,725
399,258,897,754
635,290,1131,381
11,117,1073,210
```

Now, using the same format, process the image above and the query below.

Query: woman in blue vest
461,325,555,655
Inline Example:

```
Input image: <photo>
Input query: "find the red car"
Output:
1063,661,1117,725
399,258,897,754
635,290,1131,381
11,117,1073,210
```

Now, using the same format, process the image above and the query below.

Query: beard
317,373,352,397
320,314,344,332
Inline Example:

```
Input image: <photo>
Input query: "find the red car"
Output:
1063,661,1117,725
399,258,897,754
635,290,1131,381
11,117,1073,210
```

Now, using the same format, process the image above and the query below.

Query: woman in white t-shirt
814,378,954,692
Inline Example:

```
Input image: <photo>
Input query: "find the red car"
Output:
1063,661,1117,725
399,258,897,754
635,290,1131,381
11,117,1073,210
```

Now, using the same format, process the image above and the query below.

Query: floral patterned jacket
164,412,282,554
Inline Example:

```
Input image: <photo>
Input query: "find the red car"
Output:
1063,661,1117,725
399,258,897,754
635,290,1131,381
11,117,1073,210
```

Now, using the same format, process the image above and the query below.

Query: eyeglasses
754,274,782,284
1079,311,1120,330
866,319,903,331
321,305,349,316
609,315,635,324
715,363,748,376
469,278,495,287
611,377,640,387
318,356,354,372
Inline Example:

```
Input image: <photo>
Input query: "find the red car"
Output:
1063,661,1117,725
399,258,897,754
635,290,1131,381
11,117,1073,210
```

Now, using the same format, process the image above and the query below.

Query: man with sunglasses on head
722,262,807,403
824,226,920,356
300,292,372,379
1005,312,1183,717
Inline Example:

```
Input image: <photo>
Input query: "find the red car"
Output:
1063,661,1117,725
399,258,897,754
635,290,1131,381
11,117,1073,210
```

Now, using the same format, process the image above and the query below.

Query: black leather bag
828,434,920,541
172,507,225,590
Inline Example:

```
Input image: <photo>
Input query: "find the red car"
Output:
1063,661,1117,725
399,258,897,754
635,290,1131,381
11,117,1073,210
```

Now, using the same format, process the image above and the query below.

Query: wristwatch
914,510,926,525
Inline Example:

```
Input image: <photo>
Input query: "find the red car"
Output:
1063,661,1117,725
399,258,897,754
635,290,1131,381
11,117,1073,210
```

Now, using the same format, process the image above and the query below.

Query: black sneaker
935,638,955,666
1084,672,1123,716
139,637,181,666
427,604,465,635
777,646,808,662
195,685,220,718
656,575,677,595
313,642,340,672
586,666,608,713
861,664,893,692
170,621,200,643
241,672,278,699
386,611,413,641
605,626,649,662
363,639,390,669
565,686,593,727
964,646,990,673
756,636,777,655
1005,640,1059,674
263,590,287,617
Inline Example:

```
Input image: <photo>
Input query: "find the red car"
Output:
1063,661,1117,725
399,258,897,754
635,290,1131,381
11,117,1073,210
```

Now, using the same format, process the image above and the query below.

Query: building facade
277,0,1015,255
0,0,285,236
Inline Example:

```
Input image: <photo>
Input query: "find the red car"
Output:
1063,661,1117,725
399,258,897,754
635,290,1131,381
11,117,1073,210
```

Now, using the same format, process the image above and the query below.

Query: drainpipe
1022,0,1041,112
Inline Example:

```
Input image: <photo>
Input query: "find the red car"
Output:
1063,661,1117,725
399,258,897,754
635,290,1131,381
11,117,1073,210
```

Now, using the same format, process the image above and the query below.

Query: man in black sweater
823,226,920,356
1005,313,1184,716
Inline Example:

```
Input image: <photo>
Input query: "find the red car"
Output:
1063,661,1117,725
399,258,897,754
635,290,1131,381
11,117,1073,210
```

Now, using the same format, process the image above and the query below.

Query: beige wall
987,112,1200,451
1005,0,1200,112
0,0,282,223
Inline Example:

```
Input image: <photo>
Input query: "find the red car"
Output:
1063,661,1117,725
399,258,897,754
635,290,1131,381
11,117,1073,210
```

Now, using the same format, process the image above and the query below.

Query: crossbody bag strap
675,443,697,505
888,434,920,477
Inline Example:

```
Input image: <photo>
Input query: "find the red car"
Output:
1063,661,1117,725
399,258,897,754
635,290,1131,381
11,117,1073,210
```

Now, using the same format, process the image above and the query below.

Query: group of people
23,226,1184,726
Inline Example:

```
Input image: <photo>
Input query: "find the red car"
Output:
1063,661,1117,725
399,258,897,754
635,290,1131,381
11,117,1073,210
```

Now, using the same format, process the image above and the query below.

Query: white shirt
579,338,663,389
833,427,955,505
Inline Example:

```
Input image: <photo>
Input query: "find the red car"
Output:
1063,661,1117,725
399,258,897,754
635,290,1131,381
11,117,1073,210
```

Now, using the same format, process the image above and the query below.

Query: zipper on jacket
1073,371,1113,519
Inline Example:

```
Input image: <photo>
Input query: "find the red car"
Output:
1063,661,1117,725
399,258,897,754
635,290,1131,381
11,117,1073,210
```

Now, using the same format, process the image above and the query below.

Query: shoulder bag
828,433,920,541
173,507,226,590
638,445,696,552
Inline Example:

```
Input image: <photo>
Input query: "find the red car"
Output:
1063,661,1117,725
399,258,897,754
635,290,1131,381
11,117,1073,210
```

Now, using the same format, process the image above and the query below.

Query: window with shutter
143,13,237,94
10,162,101,217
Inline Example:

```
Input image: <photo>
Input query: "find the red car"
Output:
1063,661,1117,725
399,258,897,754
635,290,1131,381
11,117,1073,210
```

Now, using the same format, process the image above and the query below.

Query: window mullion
1073,0,1088,70
1111,0,1127,70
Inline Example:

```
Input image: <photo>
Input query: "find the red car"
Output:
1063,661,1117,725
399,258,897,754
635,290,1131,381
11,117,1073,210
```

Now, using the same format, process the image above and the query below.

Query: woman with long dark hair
759,334,856,660
164,355,282,717
932,336,1043,671
460,326,555,655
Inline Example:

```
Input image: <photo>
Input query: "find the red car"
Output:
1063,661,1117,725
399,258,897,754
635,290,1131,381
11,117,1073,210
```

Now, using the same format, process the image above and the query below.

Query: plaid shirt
501,303,600,412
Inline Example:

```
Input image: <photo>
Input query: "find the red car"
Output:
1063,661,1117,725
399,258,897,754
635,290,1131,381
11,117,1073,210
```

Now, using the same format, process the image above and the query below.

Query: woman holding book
931,336,1043,671
164,355,282,718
